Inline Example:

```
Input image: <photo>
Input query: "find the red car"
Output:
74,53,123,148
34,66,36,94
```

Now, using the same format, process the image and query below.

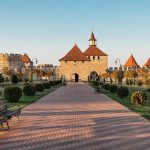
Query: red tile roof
144,57,150,66
22,53,31,63
89,32,97,41
84,46,107,56
59,44,89,61
124,54,139,67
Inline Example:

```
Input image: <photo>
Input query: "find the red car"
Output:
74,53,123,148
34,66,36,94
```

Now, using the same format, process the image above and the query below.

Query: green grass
101,85,150,120
7,84,62,109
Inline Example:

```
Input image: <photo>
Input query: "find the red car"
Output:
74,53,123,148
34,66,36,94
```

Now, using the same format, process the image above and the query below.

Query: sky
0,0,150,67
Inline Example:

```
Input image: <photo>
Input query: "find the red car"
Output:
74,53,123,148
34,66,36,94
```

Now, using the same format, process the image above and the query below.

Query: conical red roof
89,32,97,41
124,54,139,67
144,57,150,66
22,53,31,63
59,44,89,61
84,46,107,56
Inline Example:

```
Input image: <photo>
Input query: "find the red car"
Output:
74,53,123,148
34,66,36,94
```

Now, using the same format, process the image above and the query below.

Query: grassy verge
8,84,62,109
92,84,150,120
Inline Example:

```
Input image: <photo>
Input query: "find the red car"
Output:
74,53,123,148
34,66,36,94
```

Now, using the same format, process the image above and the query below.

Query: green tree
11,74,19,84
0,73,4,83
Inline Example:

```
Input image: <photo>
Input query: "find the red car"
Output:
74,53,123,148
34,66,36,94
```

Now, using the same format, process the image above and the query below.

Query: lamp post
30,58,38,82
115,58,123,88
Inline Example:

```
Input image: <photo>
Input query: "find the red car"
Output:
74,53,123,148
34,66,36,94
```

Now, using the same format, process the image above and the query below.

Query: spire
144,57,150,67
89,32,97,46
123,54,139,67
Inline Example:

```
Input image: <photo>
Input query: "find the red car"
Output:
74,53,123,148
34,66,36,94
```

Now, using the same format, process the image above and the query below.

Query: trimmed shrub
35,83,44,92
117,87,129,98
92,81,99,86
103,83,110,90
4,86,22,102
43,83,51,89
11,74,19,84
131,91,147,106
23,84,36,96
49,80,62,86
0,74,4,83
109,84,118,93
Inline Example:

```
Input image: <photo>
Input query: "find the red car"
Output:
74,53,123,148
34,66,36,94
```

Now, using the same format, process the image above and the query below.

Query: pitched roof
22,53,31,63
84,46,107,56
144,57,150,66
59,44,89,61
89,32,97,41
124,54,139,67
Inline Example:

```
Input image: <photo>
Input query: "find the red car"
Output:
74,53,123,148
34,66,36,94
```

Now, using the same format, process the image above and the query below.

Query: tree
0,73,4,84
11,74,19,84
106,69,113,84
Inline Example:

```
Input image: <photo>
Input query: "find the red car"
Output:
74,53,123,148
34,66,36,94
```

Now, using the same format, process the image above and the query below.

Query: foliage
11,74,19,84
5,76,9,82
35,83,44,92
137,80,143,86
131,91,147,106
23,84,36,96
0,73,4,83
103,83,110,90
43,83,51,89
92,81,99,86
116,69,124,84
4,86,22,102
117,87,129,98
109,84,118,93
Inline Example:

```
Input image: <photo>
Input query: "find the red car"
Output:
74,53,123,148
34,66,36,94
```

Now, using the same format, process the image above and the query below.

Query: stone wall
59,55,108,81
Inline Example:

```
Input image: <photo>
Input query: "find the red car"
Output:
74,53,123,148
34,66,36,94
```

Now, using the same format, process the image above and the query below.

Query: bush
103,83,110,90
35,83,44,92
43,83,51,89
92,81,99,86
117,87,129,98
5,76,9,82
137,80,143,86
11,74,19,84
23,84,36,96
49,80,62,86
131,91,147,106
109,84,118,93
4,86,22,102
0,74,4,83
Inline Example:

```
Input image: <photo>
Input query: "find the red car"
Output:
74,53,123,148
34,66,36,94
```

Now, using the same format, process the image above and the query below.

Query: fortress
0,53,23,72
59,32,108,82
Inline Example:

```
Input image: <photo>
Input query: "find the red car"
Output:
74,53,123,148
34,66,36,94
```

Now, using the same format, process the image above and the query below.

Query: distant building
0,53,23,73
143,57,150,69
59,32,108,82
123,54,140,70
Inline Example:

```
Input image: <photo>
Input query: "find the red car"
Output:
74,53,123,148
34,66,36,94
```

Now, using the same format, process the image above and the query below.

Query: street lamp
30,58,38,82
115,58,123,88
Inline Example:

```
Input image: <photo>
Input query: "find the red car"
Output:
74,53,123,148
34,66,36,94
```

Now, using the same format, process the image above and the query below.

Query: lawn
0,83,62,109
101,85,150,120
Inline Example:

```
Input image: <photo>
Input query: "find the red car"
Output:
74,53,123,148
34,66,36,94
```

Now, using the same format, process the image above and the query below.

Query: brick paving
0,82,150,150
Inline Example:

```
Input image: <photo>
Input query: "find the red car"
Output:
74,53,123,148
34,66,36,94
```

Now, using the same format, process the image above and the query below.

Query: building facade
59,32,108,82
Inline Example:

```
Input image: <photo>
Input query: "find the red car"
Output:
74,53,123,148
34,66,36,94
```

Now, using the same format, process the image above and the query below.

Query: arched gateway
72,73,79,82
90,71,98,81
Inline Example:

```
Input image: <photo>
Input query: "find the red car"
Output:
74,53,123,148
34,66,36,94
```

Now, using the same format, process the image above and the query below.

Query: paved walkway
0,83,150,150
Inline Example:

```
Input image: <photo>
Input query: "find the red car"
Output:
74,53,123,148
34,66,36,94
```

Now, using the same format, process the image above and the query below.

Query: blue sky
0,0,149,66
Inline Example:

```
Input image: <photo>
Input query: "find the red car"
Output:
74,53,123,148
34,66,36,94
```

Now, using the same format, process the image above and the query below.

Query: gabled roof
124,54,139,67
89,32,97,41
84,46,107,56
59,44,89,61
144,57,150,66
22,53,31,63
